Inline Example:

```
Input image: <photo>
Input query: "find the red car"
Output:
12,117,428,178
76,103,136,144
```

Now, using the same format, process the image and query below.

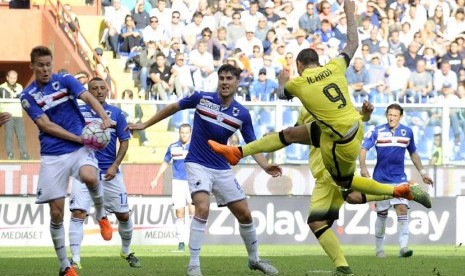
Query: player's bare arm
410,151,434,186
105,139,129,181
80,90,114,129
151,161,169,189
35,114,82,143
127,102,181,131
340,0,358,61
252,153,282,177
359,148,371,178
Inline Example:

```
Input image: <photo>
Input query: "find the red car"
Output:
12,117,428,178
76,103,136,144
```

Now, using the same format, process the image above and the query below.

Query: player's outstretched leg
208,140,243,165
393,183,432,208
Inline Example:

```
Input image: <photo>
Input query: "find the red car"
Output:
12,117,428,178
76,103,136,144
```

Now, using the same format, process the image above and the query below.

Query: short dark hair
30,46,52,64
217,64,241,79
179,123,191,131
88,77,105,86
386,103,404,116
296,48,320,67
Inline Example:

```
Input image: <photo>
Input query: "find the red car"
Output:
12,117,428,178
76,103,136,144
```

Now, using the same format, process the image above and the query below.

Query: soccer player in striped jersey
151,123,195,252
68,77,141,269
359,103,433,258
20,46,113,276
128,64,281,276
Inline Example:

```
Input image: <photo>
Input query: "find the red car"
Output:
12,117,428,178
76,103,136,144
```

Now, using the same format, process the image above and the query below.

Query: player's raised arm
340,0,358,62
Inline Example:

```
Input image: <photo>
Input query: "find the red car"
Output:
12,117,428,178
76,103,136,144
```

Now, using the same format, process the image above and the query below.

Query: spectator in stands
249,68,278,102
346,57,370,103
171,53,194,98
92,47,111,88
429,129,442,166
378,17,390,41
318,0,339,27
249,45,264,80
433,61,458,93
143,16,169,49
226,11,246,47
216,27,234,57
0,70,29,160
402,4,423,34
403,41,423,72
369,82,393,104
445,8,465,40
263,1,280,24
235,26,263,57
273,17,292,43
241,1,264,29
358,16,374,42
121,89,149,146
263,29,278,55
407,59,434,103
255,16,270,42
387,54,411,102
150,0,172,30
420,20,440,46
138,40,158,99
285,29,310,58
362,1,386,28
273,41,286,66
75,71,90,89
165,10,185,40
388,30,406,56
194,27,225,68
218,3,234,28
315,19,335,44
149,52,174,100
213,0,227,28
278,0,298,31
333,13,347,45
131,0,150,31
183,11,205,51
165,37,182,66
423,45,439,73
362,28,381,53
61,3,80,35
120,15,143,54
365,53,387,88
103,0,130,58
298,2,321,35
379,40,396,69
399,21,415,47
283,51,298,78
442,41,463,76
262,54,280,82
189,40,218,91
428,3,450,29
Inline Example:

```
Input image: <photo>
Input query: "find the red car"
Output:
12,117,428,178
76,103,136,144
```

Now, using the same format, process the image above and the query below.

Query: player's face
217,71,239,98
88,80,108,104
179,127,191,143
386,109,402,129
31,55,53,85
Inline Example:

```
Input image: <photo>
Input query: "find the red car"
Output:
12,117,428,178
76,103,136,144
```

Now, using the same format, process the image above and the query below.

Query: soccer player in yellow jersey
208,0,432,209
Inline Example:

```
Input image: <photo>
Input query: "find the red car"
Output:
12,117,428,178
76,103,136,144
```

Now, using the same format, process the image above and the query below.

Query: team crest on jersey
21,99,30,109
232,107,240,116
401,129,406,136
52,81,60,91
216,114,224,123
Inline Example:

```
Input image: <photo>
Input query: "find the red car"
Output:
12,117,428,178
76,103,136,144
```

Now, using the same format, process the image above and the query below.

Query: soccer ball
81,121,111,150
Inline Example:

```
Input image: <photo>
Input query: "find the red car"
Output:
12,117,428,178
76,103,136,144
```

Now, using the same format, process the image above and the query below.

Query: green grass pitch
0,244,463,275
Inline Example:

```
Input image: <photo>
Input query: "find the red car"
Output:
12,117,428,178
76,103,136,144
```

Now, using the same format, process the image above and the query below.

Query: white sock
175,218,185,244
398,214,409,248
51,221,70,271
119,219,133,255
69,217,84,263
189,217,207,267
239,222,259,262
375,213,387,252
88,183,105,219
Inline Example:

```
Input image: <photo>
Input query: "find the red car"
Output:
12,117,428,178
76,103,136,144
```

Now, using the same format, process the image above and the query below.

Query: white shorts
69,173,130,214
172,179,192,210
375,182,410,212
36,147,98,204
185,162,246,207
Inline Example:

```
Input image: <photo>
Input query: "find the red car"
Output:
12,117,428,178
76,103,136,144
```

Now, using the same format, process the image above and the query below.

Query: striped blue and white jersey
178,91,256,170
362,123,417,184
20,74,86,155
163,140,189,180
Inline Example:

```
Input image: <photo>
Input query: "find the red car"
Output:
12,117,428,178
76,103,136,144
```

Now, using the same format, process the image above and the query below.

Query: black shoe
7,153,14,160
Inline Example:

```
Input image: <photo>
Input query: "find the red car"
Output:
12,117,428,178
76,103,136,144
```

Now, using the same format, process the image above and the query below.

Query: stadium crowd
92,0,465,105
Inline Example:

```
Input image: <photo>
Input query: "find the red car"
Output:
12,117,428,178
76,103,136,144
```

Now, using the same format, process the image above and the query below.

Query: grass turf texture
0,245,463,275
